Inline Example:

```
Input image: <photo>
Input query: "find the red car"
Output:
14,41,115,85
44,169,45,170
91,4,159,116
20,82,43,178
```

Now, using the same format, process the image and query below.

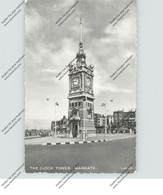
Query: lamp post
104,105,107,135
108,100,114,133
102,100,114,135
54,102,59,138
54,103,57,138
107,109,110,133
83,96,87,141
101,103,107,135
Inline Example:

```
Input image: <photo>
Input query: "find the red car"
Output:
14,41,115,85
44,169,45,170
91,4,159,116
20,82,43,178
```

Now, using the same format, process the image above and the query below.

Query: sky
25,0,137,129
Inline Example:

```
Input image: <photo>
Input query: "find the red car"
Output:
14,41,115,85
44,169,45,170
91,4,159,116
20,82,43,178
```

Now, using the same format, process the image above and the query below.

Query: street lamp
54,102,59,138
101,103,107,135
101,100,114,135
107,100,114,134
83,96,87,141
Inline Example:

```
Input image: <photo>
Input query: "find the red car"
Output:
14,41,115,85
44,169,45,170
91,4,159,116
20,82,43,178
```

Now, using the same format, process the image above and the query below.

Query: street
25,136,136,173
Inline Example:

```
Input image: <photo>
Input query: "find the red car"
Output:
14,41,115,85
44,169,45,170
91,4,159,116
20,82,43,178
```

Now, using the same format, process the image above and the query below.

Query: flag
101,103,106,106
55,102,59,106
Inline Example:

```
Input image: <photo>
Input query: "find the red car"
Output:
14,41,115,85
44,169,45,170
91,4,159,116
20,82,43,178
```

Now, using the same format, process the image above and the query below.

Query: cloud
94,69,134,96
25,7,44,38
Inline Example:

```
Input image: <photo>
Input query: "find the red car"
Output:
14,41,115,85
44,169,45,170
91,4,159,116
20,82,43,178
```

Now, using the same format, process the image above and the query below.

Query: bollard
83,130,86,141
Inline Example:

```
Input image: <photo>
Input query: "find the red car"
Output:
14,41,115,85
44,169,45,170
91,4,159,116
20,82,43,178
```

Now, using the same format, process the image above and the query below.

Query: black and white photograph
25,0,137,173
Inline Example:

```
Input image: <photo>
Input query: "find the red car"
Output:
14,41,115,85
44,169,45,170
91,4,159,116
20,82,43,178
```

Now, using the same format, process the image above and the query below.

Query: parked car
57,132,67,138
118,127,129,133
39,132,48,137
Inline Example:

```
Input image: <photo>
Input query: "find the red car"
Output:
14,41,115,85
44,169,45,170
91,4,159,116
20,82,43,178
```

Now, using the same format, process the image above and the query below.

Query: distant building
113,109,136,132
94,113,104,133
108,115,114,133
113,110,123,128
123,110,136,131
94,113,113,133
94,113,103,126
51,115,68,133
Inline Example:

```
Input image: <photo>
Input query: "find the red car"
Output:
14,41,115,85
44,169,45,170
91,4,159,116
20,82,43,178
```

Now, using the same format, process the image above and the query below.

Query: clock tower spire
67,16,96,138
76,14,87,68
80,14,83,44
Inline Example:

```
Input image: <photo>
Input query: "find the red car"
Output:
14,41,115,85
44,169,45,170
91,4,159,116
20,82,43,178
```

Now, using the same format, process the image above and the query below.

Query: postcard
25,0,137,173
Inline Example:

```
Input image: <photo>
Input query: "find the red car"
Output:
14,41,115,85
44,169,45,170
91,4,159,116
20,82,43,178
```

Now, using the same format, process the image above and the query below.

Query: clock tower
68,17,96,137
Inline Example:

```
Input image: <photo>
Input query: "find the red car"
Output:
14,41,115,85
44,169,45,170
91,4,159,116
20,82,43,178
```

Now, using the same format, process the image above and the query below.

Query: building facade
113,109,136,131
94,113,113,133
94,113,105,133
51,115,68,133
113,110,123,128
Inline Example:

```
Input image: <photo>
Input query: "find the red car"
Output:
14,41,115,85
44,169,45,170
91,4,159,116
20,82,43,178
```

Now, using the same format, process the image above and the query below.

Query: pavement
25,133,135,145
25,136,41,139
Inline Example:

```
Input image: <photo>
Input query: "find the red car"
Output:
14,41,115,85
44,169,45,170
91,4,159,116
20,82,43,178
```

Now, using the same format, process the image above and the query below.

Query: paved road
25,136,136,173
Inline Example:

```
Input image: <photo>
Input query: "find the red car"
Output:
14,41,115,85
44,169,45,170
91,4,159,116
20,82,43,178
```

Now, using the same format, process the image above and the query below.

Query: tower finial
80,13,83,44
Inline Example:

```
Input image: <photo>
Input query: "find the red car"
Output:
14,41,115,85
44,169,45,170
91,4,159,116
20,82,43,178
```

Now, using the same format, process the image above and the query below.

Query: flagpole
80,14,83,43
109,100,113,134
105,104,107,135
54,103,56,138
101,103,107,135
83,96,87,141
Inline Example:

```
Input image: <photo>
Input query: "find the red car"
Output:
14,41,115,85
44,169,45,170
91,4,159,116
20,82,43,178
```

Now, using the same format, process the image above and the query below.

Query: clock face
72,77,79,86
86,77,91,86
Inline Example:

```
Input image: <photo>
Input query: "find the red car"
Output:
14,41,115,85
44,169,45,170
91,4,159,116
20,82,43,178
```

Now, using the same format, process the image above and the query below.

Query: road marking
40,136,134,146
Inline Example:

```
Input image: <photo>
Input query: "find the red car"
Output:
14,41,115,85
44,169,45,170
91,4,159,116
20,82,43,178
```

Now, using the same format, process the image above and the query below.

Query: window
72,103,74,107
75,102,77,107
79,102,81,106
